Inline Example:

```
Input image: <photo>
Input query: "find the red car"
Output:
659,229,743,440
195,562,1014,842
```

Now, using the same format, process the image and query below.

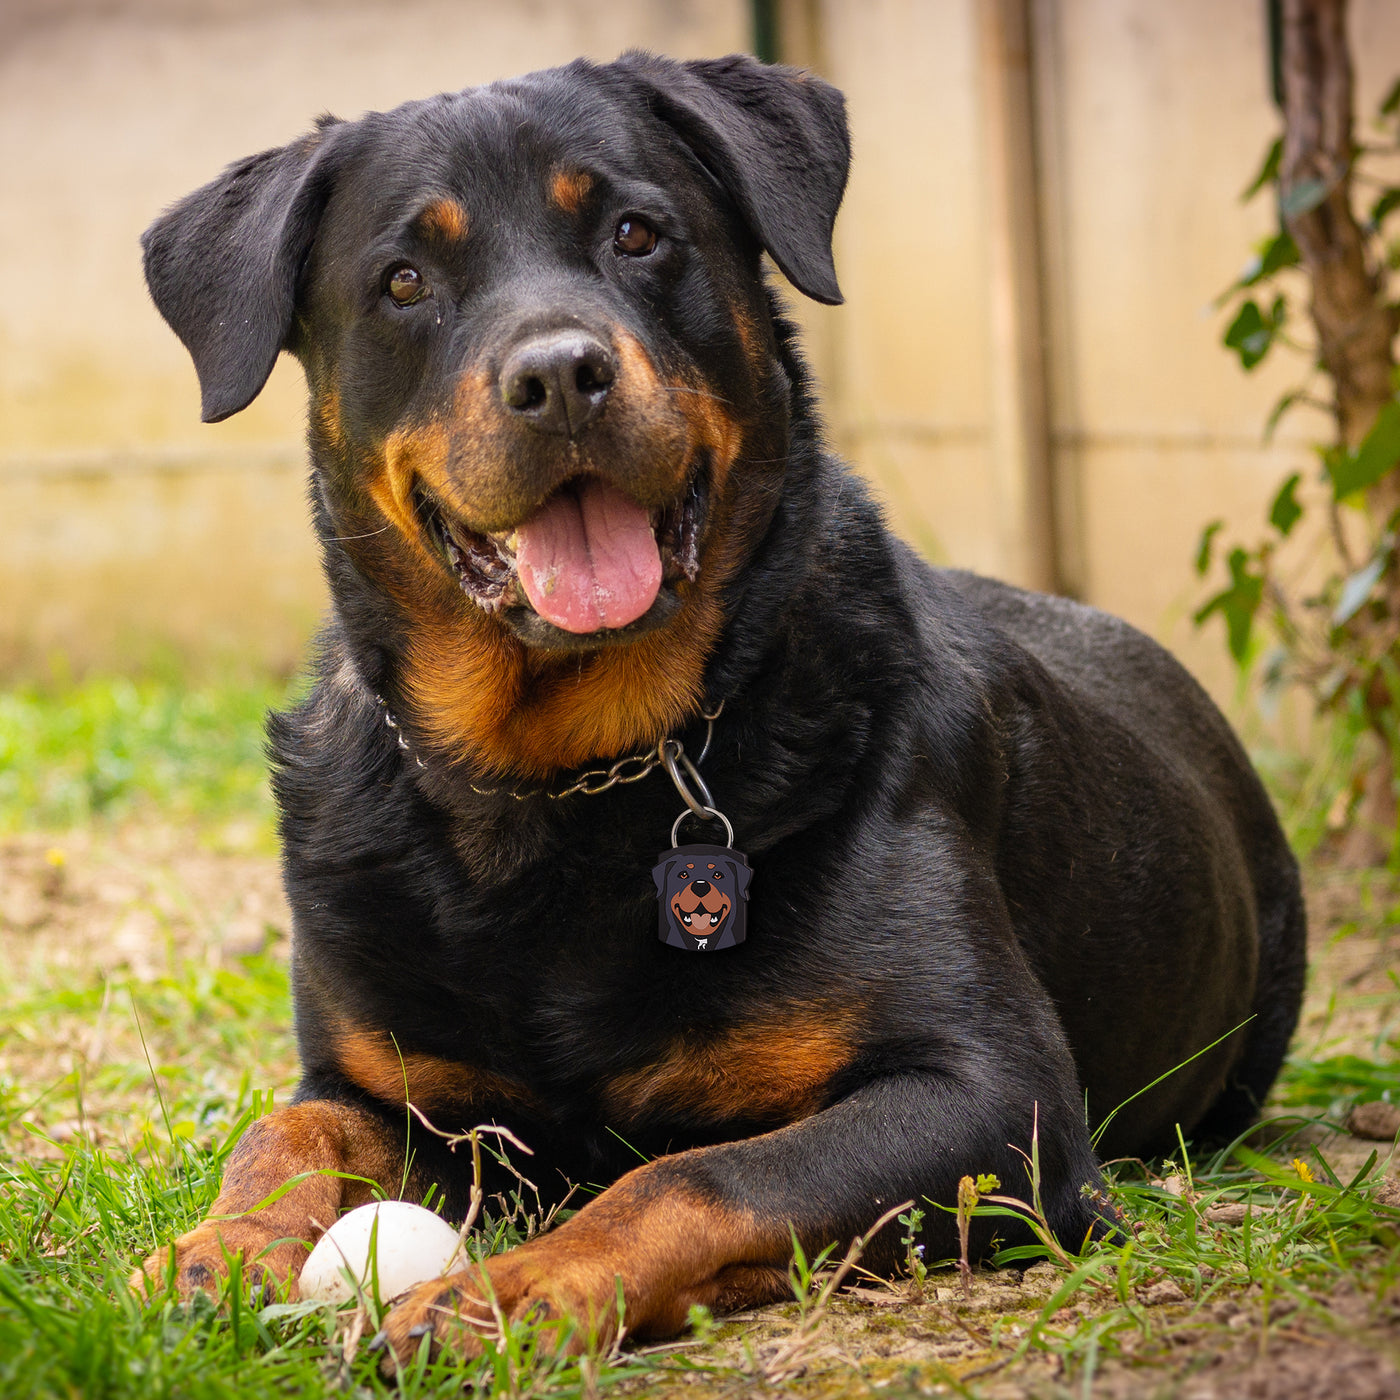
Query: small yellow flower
1292,1157,1315,1183
44,848,66,868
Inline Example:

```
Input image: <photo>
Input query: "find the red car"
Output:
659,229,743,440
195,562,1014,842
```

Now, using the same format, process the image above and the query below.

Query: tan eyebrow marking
415,197,469,243
550,168,594,215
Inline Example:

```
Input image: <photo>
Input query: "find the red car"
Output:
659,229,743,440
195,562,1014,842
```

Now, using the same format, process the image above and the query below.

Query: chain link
374,695,723,801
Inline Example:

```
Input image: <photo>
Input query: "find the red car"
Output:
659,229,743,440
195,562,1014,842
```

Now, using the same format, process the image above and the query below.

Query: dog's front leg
379,1072,1106,1364
130,1099,412,1300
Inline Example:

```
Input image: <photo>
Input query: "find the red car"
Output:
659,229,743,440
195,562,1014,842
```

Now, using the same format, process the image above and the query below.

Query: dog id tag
652,740,751,951
654,837,751,952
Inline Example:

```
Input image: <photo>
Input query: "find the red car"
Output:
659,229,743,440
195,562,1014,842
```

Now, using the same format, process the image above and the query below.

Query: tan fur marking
550,168,594,214
417,197,470,243
130,1101,418,1300
382,1160,792,1358
602,1012,857,1127
335,1026,537,1114
369,422,451,567
314,387,344,451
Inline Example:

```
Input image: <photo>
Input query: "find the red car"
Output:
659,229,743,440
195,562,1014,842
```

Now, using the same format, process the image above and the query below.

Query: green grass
3,677,1400,1397
0,675,298,838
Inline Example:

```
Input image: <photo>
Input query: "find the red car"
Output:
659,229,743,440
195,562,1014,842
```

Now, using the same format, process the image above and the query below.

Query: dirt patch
0,824,289,975
0,824,295,1155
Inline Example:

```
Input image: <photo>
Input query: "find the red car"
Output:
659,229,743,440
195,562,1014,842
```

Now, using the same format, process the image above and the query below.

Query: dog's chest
548,985,861,1133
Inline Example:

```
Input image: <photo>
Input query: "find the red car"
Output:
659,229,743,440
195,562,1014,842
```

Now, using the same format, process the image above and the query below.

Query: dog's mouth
416,467,706,639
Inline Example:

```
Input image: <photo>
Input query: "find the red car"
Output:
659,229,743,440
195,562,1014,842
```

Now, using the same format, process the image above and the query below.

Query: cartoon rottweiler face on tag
652,844,752,951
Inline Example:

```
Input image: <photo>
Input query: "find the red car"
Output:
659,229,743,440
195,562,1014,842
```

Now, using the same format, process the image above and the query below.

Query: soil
2,825,1399,1397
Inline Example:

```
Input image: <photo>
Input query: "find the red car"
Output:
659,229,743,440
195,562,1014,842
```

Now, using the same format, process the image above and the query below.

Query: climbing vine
1198,0,1400,864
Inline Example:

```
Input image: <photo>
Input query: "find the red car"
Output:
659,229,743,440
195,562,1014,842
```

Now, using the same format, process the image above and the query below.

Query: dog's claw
407,1322,433,1339
367,1329,389,1353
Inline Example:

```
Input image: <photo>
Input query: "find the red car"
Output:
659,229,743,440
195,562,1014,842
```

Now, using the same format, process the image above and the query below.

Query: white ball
298,1200,464,1305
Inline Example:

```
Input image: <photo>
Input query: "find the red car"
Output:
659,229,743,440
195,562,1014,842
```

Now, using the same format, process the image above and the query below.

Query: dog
132,51,1306,1364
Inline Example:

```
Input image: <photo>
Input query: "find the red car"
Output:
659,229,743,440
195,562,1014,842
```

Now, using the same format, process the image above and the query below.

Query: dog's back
940,565,1307,1152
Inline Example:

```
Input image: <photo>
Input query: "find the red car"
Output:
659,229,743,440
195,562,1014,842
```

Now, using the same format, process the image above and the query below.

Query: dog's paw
129,1222,307,1303
376,1250,618,1371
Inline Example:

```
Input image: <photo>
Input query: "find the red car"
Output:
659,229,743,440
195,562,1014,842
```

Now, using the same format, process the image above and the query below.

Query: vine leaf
1369,188,1400,229
1195,547,1265,662
1224,296,1286,371
1195,520,1224,577
1270,474,1303,536
1264,389,1306,441
1280,177,1331,220
1241,137,1282,201
1326,400,1400,500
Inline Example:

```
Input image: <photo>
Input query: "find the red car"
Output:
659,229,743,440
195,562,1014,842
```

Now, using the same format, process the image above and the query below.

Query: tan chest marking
601,1013,858,1128
334,1026,537,1118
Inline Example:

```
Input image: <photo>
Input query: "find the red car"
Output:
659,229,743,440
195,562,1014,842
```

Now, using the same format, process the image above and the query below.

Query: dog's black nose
500,332,615,437
689,880,711,896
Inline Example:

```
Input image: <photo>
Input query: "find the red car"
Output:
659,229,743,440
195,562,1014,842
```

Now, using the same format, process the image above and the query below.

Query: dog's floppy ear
142,120,347,423
616,52,850,305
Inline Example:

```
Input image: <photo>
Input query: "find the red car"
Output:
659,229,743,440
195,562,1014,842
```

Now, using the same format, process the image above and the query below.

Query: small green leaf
1257,230,1300,281
1224,298,1282,370
1229,230,1300,295
1381,77,1400,117
1269,473,1303,535
1194,547,1265,662
1281,176,1331,220
1328,400,1400,499
1264,389,1304,441
1241,137,1282,201
1195,520,1224,576
1370,188,1400,228
1333,550,1390,626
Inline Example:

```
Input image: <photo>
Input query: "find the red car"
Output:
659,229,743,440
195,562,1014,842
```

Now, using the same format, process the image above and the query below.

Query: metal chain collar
373,694,724,805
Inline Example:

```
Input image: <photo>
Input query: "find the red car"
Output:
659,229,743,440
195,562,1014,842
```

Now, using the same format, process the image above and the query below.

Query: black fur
144,52,1305,1281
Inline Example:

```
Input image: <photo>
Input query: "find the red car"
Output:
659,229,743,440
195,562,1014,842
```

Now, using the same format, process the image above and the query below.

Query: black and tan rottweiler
132,52,1306,1362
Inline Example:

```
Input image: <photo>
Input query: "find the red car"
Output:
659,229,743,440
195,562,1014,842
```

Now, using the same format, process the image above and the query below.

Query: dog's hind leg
1191,851,1308,1147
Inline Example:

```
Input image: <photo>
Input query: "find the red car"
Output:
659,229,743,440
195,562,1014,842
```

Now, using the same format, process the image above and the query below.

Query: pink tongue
514,480,663,633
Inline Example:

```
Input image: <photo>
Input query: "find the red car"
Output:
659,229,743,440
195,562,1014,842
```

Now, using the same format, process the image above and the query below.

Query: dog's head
653,844,751,950
144,54,849,778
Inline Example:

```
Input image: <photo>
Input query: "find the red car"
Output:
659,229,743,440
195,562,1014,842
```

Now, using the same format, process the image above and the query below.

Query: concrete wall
3,0,1397,705
793,0,1398,710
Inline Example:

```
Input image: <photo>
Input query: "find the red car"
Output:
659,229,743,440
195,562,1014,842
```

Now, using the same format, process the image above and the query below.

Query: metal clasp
661,737,735,847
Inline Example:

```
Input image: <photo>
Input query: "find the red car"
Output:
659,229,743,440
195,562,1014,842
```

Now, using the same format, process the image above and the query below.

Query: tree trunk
1279,0,1398,865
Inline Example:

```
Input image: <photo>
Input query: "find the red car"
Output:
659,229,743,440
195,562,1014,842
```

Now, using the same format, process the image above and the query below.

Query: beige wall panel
854,436,1002,576
1,452,322,677
815,0,992,561
1040,0,1400,695
1044,0,1294,438
1076,441,1297,689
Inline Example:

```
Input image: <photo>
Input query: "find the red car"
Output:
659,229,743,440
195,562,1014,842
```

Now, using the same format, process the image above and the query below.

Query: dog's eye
613,217,658,257
713,872,722,879
386,265,428,306
680,871,689,879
